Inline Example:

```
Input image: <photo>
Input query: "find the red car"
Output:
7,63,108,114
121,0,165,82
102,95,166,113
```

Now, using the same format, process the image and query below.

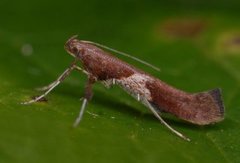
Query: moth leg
22,61,78,105
143,99,190,141
37,65,89,91
36,81,58,92
112,78,116,85
137,93,140,101
101,78,116,89
73,76,95,127
73,98,88,127
73,65,90,76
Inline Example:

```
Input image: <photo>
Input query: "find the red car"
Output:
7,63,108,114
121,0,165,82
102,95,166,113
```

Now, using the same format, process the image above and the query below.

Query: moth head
65,35,84,58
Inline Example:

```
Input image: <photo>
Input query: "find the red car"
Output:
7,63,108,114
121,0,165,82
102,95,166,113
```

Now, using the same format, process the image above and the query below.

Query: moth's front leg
21,60,79,105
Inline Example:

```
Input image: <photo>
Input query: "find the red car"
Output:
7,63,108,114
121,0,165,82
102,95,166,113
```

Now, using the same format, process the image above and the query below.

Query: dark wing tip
208,88,225,116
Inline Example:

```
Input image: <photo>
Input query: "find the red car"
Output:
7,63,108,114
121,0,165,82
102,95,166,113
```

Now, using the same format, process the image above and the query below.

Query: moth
22,35,225,141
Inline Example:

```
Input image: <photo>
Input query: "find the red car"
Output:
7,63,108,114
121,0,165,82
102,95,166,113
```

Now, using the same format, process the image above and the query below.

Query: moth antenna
66,35,78,44
81,40,160,72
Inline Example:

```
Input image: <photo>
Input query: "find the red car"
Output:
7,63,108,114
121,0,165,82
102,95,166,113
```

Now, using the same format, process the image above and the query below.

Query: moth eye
72,47,79,53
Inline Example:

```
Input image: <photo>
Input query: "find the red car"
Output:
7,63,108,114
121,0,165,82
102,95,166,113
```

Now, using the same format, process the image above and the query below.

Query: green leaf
0,0,240,162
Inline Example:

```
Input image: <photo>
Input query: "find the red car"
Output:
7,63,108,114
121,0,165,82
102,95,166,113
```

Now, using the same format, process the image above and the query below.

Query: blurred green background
0,0,240,162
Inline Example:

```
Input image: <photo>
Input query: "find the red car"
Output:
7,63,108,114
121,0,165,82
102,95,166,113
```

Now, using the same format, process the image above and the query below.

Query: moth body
65,36,225,126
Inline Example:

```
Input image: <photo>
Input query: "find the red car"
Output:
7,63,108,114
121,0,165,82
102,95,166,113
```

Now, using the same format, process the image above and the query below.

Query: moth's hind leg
142,98,190,141
73,76,96,127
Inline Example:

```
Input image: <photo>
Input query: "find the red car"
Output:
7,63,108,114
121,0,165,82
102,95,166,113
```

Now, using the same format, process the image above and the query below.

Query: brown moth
22,35,225,141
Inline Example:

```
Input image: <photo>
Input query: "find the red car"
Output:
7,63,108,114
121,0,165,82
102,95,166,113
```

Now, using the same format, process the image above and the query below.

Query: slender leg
112,79,116,85
137,94,140,101
73,65,89,75
37,65,89,91
36,81,57,91
22,61,78,105
73,98,88,127
144,99,190,141
73,76,95,127
101,78,116,89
